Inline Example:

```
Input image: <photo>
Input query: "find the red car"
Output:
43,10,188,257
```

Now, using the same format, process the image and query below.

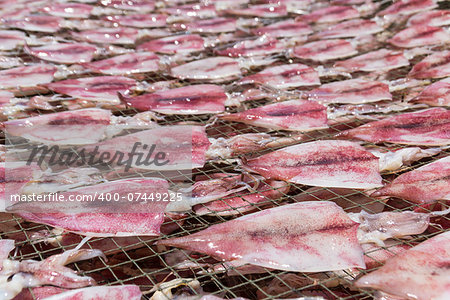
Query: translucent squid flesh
238,63,320,89
0,244,105,298
410,77,450,107
44,76,137,104
408,51,450,79
336,108,450,146
158,201,365,272
221,100,328,132
10,178,170,237
370,146,442,172
120,84,227,115
350,210,431,245
355,231,450,300
307,79,391,104
243,140,383,189
24,43,98,64
371,156,450,204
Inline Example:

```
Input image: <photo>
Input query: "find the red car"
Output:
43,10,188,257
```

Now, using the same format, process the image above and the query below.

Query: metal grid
1,0,449,299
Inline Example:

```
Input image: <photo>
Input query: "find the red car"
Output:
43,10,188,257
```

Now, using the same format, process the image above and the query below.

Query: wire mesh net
0,0,449,299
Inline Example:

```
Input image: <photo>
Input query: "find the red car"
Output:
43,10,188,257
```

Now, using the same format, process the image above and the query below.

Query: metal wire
0,0,449,299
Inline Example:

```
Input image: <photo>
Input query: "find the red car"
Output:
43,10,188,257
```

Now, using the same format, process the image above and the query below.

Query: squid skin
334,49,409,72
80,125,210,170
0,64,56,90
223,4,287,18
10,178,170,237
71,28,139,45
252,20,312,38
410,77,450,107
159,201,366,272
83,52,160,76
307,79,391,104
407,9,450,27
378,0,438,16
355,231,450,300
0,30,26,51
315,19,382,39
120,84,227,115
238,64,320,89
220,100,327,132
244,140,383,189
388,25,450,48
299,5,359,23
336,108,450,146
24,43,98,65
103,14,167,28
171,57,241,83
138,34,205,55
408,51,450,79
4,108,111,145
3,16,63,33
215,36,285,58
293,39,357,62
371,156,450,204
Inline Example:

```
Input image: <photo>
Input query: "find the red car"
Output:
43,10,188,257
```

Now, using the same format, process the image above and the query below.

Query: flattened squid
9,178,170,237
336,108,450,146
220,100,328,132
44,76,137,104
355,231,450,300
243,140,383,189
80,125,210,170
158,201,366,272
371,156,450,204
120,84,227,115
4,108,112,145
